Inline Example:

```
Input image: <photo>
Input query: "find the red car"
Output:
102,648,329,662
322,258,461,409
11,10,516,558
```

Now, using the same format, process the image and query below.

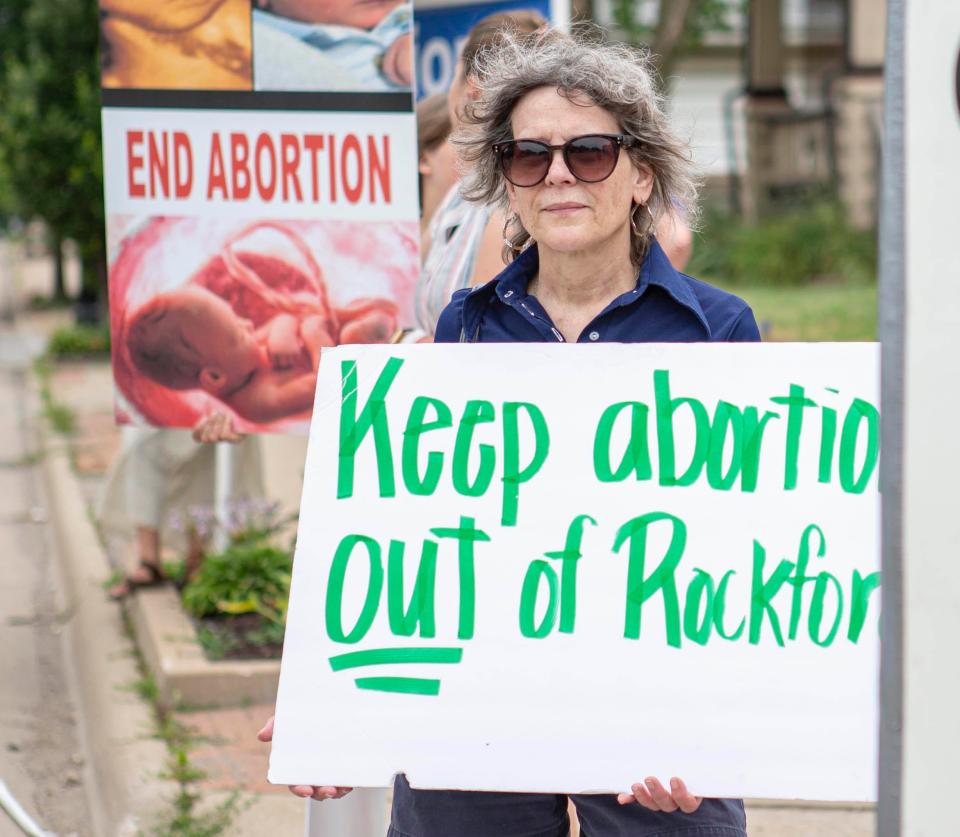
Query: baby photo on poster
106,217,419,433
252,0,413,91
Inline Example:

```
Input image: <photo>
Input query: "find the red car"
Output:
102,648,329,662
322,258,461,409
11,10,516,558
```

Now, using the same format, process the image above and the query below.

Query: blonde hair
455,27,699,266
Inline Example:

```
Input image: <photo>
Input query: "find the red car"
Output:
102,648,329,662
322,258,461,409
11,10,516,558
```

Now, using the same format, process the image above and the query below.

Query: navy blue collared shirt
434,239,760,345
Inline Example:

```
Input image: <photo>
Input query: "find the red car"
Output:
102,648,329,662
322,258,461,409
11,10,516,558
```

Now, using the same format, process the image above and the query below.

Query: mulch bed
192,612,283,661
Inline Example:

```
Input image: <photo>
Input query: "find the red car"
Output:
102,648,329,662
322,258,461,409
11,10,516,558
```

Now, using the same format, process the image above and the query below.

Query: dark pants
389,775,747,837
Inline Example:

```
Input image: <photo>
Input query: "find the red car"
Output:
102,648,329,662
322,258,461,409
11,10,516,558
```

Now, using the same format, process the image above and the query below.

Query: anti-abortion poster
269,342,881,802
99,1,419,433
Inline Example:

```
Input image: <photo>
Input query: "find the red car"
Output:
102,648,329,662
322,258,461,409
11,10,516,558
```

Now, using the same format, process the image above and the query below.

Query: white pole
0,780,55,837
213,442,235,552
551,0,572,30
305,788,390,836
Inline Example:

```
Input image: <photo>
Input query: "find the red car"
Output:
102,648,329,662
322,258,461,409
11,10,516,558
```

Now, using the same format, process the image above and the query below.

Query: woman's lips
543,202,587,215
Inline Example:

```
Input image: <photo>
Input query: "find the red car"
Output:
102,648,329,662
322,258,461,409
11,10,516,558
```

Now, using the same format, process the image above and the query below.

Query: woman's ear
418,154,431,177
199,367,227,394
632,162,655,205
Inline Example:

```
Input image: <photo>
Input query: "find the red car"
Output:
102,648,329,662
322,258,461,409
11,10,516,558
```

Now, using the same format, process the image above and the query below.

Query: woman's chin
535,231,604,256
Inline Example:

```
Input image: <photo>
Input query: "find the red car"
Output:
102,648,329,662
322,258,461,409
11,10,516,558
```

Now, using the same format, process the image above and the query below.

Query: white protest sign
270,342,880,802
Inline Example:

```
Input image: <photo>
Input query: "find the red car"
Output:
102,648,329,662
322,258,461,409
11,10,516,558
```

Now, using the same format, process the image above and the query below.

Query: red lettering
148,131,169,198
127,130,145,198
304,134,324,202
328,134,337,203
368,135,391,204
230,132,251,200
341,134,364,204
173,132,192,198
280,133,303,202
254,133,277,200
207,133,228,199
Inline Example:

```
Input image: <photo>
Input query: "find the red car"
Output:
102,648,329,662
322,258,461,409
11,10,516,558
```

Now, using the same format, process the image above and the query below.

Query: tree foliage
611,0,737,87
0,0,105,303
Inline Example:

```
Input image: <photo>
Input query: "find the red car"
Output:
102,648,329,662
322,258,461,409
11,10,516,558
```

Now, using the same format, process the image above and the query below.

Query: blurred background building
587,0,886,228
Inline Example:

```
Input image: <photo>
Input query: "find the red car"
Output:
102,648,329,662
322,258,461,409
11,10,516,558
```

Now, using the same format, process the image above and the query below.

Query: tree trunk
650,0,697,87
51,232,67,302
76,251,107,326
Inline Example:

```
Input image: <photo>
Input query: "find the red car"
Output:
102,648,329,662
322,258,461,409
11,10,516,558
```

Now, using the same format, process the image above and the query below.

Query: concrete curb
42,440,177,836
129,587,280,708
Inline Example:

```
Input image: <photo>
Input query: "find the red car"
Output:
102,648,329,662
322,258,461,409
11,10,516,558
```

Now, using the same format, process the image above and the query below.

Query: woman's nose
543,148,576,186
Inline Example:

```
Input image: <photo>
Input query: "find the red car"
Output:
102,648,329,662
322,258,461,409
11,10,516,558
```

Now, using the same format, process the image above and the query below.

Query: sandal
108,560,166,600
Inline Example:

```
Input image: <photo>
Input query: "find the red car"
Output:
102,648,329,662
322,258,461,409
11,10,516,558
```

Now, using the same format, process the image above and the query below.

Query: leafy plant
34,354,76,434
47,323,110,356
181,539,292,626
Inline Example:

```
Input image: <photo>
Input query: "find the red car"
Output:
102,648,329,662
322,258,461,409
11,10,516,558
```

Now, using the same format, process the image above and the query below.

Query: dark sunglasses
493,133,640,187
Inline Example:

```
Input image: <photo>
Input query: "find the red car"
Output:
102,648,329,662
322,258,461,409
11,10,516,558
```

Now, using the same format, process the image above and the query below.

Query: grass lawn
712,280,878,342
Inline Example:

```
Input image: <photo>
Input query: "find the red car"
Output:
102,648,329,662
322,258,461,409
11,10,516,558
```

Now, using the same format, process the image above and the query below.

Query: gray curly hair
455,27,699,266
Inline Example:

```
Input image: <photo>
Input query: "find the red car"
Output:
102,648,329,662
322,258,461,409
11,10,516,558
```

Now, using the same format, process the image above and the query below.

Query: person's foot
108,560,165,600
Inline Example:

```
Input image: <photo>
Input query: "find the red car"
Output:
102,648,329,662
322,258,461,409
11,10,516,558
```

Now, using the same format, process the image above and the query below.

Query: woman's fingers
192,412,244,444
289,784,353,801
619,777,701,813
669,777,703,813
642,777,679,811
256,716,274,742
619,780,659,810
258,719,352,802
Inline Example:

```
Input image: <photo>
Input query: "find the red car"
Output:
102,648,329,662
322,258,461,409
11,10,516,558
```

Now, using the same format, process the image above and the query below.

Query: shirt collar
482,239,711,337
639,238,711,337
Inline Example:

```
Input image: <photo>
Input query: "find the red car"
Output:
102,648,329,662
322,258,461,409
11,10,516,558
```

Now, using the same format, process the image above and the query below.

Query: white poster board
271,342,880,802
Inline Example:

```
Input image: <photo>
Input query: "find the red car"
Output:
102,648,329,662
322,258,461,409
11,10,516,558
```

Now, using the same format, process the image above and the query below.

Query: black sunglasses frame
493,133,640,187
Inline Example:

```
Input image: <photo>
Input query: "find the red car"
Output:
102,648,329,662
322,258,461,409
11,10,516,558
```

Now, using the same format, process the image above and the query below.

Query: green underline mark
355,676,441,696
328,647,463,672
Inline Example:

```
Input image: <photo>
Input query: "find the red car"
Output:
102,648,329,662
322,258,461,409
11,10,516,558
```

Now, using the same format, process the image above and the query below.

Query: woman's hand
256,716,353,802
617,776,702,813
192,411,244,444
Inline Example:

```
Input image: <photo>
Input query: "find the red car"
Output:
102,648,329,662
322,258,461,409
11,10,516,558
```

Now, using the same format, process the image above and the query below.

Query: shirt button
504,290,514,298
589,331,600,341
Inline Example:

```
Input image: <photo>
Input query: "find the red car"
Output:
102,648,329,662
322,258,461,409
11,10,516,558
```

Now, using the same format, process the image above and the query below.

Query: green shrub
181,539,291,626
47,324,111,357
687,201,877,287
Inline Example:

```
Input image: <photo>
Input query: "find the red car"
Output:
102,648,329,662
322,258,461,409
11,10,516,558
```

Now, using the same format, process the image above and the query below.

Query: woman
415,93,457,259
413,10,546,336
262,26,758,837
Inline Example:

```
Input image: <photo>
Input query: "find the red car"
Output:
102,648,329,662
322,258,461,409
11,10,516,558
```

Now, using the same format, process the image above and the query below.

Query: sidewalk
37,343,308,835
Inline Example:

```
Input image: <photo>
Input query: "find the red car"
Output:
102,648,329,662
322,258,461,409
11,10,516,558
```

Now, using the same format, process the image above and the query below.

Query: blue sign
414,0,552,99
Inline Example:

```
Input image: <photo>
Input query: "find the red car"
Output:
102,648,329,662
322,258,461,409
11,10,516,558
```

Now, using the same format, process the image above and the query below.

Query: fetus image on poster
252,0,412,92
109,219,418,431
